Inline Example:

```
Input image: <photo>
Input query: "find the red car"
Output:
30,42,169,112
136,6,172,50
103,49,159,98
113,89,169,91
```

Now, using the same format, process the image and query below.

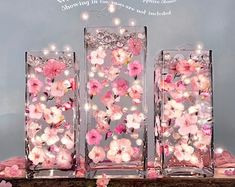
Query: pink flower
101,91,115,106
126,112,145,129
104,66,120,81
88,146,105,164
28,147,45,166
27,122,41,138
112,78,129,96
96,174,110,187
89,48,106,65
175,114,198,136
43,59,66,78
0,180,12,187
107,138,134,163
94,110,109,124
114,123,126,134
28,78,43,95
86,129,102,145
128,38,142,56
50,81,67,97
128,84,143,103
176,60,195,75
159,74,175,91
164,100,184,119
3,165,22,178
107,105,123,121
174,143,194,161
28,103,45,120
192,74,210,91
56,149,72,169
41,127,59,146
87,79,103,96
127,61,143,77
61,131,74,149
112,48,131,65
96,122,110,134
44,107,64,125
42,152,56,169
194,131,211,151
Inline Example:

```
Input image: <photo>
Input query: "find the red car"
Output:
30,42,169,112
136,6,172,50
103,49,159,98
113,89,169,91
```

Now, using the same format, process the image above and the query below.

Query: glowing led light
84,103,91,111
92,105,98,110
130,106,137,111
98,72,104,77
113,18,121,26
67,53,72,57
64,46,71,52
64,70,70,76
108,3,116,13
119,28,126,35
129,19,136,26
136,139,143,146
40,96,46,102
81,12,89,21
50,44,56,51
113,135,117,140
43,49,49,55
89,72,95,77
215,147,224,154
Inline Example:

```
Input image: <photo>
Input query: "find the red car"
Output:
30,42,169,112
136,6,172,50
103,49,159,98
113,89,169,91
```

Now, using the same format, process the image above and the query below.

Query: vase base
163,167,214,177
26,169,76,179
87,166,145,179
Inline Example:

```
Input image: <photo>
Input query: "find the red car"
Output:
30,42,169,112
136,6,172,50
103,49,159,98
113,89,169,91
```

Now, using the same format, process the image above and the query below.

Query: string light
43,49,49,55
108,3,116,13
64,46,71,52
81,12,89,21
113,18,121,26
50,44,56,51
84,103,91,111
64,70,70,76
129,19,136,26
215,147,224,154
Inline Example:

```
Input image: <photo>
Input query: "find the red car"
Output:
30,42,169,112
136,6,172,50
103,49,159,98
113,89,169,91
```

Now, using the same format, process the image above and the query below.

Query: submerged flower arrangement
85,28,146,173
25,52,78,177
155,50,213,175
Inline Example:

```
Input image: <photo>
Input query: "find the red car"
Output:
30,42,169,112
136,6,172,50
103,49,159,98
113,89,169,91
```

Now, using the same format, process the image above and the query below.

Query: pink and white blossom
44,107,64,125
89,48,106,65
86,129,102,145
174,143,194,162
96,174,110,187
126,112,145,129
112,48,131,65
106,104,123,121
107,138,134,163
87,79,103,96
41,127,59,146
43,59,66,78
176,60,195,75
88,146,105,164
127,61,143,78
164,100,184,119
112,78,129,96
28,147,45,165
50,81,67,97
61,131,74,149
128,84,143,103
28,103,45,120
128,38,142,56
28,78,43,95
56,149,72,169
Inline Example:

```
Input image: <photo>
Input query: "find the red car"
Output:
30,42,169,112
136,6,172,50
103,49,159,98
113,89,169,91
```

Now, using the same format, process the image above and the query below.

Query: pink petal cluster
126,112,145,129
43,59,66,78
107,138,134,163
41,127,59,146
128,84,143,103
44,106,64,125
50,81,67,97
88,146,106,164
56,149,72,169
114,123,126,134
28,147,45,166
28,103,45,120
87,79,103,96
164,100,184,119
96,174,110,187
112,78,129,96
28,78,43,95
176,60,195,75
3,165,23,178
128,38,142,56
112,48,130,65
106,104,123,121
89,48,106,65
127,61,143,77
174,143,194,162
0,180,12,187
86,129,102,145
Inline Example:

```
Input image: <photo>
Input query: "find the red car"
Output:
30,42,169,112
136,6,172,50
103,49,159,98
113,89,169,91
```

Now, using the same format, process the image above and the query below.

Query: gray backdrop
0,0,234,160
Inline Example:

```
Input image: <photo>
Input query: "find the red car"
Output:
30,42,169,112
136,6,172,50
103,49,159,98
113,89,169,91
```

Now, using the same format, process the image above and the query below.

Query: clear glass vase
84,26,147,178
25,51,79,178
155,49,214,177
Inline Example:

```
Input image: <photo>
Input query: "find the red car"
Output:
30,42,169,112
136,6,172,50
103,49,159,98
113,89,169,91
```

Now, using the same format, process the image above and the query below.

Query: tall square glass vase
155,49,214,177
84,27,147,178
25,51,79,178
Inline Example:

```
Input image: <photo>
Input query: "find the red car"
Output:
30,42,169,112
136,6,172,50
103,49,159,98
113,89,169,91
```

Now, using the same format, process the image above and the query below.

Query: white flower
126,112,145,129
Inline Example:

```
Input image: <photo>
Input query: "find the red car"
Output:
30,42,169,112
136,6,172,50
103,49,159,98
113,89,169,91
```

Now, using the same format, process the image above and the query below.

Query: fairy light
119,28,126,35
215,147,224,154
98,72,105,77
89,72,95,78
113,18,121,26
81,12,89,21
64,70,70,76
129,19,136,26
130,106,137,111
136,139,143,146
67,53,72,57
64,46,71,52
113,135,118,140
108,3,116,13
43,49,49,55
50,44,56,51
84,103,91,111
92,105,98,110
40,96,46,102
